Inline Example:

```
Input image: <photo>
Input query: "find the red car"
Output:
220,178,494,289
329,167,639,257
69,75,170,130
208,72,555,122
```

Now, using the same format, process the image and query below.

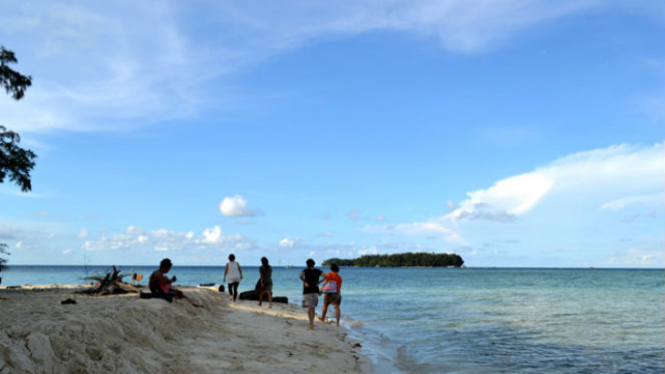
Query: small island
323,252,464,268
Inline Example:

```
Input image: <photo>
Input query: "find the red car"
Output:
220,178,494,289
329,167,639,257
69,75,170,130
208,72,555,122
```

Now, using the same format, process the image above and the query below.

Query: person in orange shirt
319,263,343,326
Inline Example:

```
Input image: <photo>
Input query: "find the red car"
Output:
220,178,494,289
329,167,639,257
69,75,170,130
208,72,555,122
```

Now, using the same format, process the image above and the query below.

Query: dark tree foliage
323,252,464,267
0,243,8,271
1,46,35,271
0,46,36,192
0,46,32,100
0,125,37,192
322,258,356,267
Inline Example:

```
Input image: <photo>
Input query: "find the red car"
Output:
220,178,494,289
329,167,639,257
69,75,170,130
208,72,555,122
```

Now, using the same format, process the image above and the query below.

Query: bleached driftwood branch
80,266,142,296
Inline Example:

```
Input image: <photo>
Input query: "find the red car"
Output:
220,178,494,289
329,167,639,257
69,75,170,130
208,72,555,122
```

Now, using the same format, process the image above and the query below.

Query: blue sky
1,0,663,268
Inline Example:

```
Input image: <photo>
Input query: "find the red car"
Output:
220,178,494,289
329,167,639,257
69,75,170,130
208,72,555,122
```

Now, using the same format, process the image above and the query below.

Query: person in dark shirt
299,258,324,330
256,257,273,308
148,258,202,308
149,258,179,302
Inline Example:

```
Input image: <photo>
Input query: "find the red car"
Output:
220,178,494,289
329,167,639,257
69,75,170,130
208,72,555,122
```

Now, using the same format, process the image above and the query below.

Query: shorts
302,293,319,308
324,292,342,306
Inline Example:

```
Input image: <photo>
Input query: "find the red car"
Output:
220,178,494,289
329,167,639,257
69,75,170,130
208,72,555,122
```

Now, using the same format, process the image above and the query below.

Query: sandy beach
0,285,371,374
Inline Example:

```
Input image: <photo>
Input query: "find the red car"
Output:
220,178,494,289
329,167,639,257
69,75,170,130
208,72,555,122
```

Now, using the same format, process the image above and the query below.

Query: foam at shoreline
0,285,372,374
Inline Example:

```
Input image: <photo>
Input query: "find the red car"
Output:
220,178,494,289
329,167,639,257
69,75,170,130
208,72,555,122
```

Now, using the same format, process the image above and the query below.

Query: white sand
0,286,371,374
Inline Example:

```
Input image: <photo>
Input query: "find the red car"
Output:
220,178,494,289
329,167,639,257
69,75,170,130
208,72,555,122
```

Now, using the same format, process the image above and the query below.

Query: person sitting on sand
299,258,324,330
223,254,243,302
149,258,202,307
256,257,273,308
319,263,343,326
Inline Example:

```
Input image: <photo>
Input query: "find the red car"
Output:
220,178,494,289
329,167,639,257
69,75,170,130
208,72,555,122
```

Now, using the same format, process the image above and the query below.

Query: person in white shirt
223,254,243,302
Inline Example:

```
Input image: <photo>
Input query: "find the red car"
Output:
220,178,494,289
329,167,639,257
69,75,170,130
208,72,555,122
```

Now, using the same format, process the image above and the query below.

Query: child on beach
319,263,343,326
299,258,324,330
223,254,243,302
256,257,273,308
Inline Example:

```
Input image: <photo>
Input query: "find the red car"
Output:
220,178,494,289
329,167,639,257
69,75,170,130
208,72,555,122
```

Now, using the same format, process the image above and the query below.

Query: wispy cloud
607,248,664,266
1,0,611,134
1,1,204,134
363,221,465,244
77,228,88,239
601,193,663,211
346,208,362,221
0,187,52,199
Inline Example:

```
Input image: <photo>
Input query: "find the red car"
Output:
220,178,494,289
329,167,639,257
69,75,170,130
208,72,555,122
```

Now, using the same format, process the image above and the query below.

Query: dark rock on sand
239,290,288,304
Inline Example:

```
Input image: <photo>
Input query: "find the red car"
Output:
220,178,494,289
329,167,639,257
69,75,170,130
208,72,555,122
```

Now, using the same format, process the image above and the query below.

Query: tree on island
0,46,36,272
323,252,464,268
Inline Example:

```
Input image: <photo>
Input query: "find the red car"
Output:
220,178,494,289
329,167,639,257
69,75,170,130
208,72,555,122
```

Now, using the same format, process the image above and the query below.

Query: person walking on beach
223,254,243,302
256,257,273,308
299,258,323,330
149,258,203,307
319,263,343,326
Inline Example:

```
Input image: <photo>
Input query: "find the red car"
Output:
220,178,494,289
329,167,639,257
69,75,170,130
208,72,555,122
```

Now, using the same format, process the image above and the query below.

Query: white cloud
447,143,665,222
314,212,331,220
363,221,465,244
279,237,301,248
1,0,615,134
0,188,51,199
77,228,88,239
82,225,252,252
358,247,378,256
600,193,663,212
193,226,249,247
201,226,222,243
1,1,202,134
62,248,71,254
448,173,553,221
346,208,361,221
204,0,601,54
608,248,664,266
15,242,23,249
376,215,387,222
219,195,263,217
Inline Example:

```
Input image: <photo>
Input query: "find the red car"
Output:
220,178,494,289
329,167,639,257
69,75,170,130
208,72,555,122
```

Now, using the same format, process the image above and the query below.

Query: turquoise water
2,266,663,373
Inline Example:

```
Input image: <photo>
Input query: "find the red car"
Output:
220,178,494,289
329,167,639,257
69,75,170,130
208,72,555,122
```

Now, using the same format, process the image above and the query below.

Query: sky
1,0,663,268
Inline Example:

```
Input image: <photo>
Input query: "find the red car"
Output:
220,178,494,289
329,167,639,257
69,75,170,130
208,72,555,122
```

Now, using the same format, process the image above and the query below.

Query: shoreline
0,285,372,374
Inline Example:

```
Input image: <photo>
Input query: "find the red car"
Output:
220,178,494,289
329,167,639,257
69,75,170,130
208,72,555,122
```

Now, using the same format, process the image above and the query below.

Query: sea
1,266,663,374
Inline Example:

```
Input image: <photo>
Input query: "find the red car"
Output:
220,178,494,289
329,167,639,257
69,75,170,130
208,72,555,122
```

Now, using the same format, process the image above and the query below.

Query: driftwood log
238,290,288,304
79,266,142,296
